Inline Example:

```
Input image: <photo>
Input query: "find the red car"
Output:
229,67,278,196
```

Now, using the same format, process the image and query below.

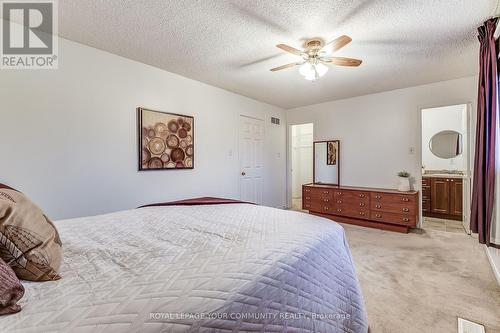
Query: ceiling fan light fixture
299,63,314,77
299,62,328,81
271,35,360,78
315,62,328,77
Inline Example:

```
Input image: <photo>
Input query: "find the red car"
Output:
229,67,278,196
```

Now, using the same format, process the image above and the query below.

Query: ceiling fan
270,35,362,81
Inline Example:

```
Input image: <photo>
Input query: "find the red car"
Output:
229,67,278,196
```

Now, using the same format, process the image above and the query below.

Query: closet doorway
420,104,471,234
290,123,314,211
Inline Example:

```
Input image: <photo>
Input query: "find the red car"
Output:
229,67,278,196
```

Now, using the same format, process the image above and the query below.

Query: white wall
422,104,467,171
0,38,286,220
286,76,478,190
291,123,313,198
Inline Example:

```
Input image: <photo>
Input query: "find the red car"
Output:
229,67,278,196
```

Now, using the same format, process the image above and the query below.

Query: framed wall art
137,107,194,170
327,140,338,165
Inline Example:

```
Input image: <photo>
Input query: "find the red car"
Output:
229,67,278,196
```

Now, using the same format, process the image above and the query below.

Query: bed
1,201,368,332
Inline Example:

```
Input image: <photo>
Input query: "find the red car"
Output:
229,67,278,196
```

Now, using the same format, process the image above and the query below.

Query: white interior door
239,115,264,204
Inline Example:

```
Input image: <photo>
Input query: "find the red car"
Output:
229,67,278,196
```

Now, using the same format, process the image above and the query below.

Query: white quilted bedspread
1,204,368,333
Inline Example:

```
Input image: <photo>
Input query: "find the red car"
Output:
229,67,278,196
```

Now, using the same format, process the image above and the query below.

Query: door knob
241,171,246,176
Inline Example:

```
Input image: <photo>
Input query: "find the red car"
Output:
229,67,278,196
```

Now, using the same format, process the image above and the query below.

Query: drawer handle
402,198,409,202
337,200,342,204
336,192,342,195
305,196,311,200
359,212,365,216
402,208,409,212
359,203,365,207
375,204,381,209
337,209,342,212
324,207,329,210
305,189,310,192
323,199,329,202
323,191,329,194
375,195,381,199
375,214,382,218
403,218,409,222
451,179,454,182
305,204,310,208
359,194,365,198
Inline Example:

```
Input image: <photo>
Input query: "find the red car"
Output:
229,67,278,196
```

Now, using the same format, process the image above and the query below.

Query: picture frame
327,140,338,165
137,107,194,171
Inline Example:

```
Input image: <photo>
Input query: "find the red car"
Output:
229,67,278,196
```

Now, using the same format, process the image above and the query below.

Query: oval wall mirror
429,130,463,159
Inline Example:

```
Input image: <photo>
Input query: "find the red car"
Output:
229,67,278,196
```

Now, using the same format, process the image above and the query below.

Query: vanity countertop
422,173,465,179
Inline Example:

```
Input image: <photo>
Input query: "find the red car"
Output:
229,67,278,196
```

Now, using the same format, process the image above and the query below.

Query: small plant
397,171,410,178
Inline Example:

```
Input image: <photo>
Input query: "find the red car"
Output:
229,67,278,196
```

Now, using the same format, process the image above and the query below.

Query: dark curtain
471,18,498,247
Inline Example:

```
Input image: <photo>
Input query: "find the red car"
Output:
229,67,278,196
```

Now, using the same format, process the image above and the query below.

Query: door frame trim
286,122,314,209
417,102,473,233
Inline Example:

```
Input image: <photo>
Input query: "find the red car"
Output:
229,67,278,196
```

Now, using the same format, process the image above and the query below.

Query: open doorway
421,104,471,234
290,123,314,211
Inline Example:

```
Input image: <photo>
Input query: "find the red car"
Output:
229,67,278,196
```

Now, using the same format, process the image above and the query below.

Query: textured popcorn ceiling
59,0,496,108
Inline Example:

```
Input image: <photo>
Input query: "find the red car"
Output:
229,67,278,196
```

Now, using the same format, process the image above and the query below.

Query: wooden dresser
303,183,419,233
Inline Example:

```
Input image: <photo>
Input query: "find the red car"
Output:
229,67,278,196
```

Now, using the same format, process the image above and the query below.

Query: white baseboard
485,246,500,286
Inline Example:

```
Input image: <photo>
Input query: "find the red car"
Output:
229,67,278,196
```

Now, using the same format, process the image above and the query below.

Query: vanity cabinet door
431,178,450,214
450,179,463,216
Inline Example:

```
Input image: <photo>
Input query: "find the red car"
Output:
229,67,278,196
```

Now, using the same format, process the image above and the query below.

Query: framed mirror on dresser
303,140,419,233
313,140,340,185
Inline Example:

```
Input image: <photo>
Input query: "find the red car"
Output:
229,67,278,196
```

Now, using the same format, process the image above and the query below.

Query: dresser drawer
371,211,416,226
335,199,369,210
307,202,334,214
334,206,370,219
334,190,370,201
371,201,416,214
304,195,332,205
371,192,416,205
303,187,333,200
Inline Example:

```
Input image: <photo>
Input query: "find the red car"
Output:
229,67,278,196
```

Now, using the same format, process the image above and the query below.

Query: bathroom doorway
420,104,471,234
290,123,314,211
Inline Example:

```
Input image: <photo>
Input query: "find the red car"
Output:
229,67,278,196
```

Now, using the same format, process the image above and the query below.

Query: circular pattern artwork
167,120,179,133
149,137,166,155
166,134,179,148
160,153,170,163
178,128,188,139
139,108,194,170
170,148,185,162
154,122,169,137
185,145,193,157
148,157,163,169
142,148,151,164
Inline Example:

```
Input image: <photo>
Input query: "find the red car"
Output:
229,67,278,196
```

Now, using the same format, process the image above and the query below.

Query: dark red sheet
138,197,254,209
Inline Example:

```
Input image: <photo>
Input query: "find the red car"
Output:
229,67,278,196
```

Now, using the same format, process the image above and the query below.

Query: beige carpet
341,223,500,333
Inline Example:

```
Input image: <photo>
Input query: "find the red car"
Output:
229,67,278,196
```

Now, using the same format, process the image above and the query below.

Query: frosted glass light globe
299,63,314,78
315,63,328,77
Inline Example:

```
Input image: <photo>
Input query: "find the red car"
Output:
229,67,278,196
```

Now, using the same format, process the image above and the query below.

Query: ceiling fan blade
324,35,352,52
276,44,304,56
322,56,362,67
270,62,301,71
